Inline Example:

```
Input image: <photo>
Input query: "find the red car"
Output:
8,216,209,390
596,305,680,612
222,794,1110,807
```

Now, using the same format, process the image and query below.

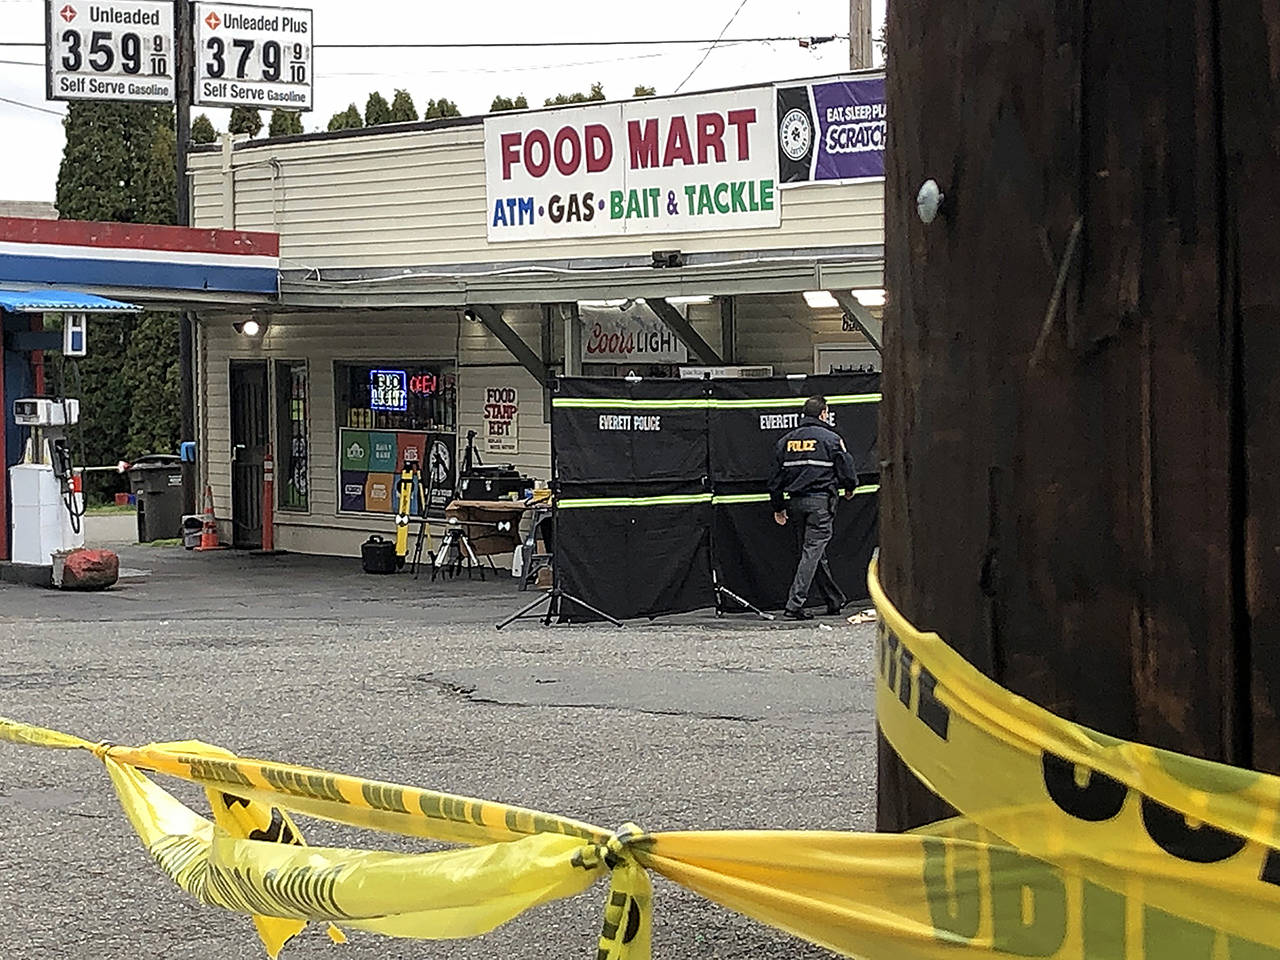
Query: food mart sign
484,87,779,241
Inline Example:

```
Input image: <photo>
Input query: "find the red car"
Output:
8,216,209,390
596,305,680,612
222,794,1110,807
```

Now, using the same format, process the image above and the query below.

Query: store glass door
230,360,269,548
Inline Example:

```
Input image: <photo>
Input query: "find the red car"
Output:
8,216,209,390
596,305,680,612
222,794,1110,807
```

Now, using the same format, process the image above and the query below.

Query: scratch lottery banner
776,76,886,186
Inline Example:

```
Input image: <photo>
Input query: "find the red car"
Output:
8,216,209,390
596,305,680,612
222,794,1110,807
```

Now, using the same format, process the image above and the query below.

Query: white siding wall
200,307,559,555
201,309,457,554
200,295,874,555
456,308,550,480
189,123,883,269
190,82,884,556
736,293,875,373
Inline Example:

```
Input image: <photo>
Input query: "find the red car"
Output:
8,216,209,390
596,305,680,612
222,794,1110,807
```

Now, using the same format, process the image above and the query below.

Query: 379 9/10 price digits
60,29,168,76
203,37,307,84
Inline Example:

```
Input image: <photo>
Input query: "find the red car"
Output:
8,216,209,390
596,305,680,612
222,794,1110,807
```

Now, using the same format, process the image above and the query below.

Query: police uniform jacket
767,416,858,511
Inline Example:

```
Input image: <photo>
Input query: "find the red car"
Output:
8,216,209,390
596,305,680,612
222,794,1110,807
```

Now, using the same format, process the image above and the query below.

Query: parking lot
0,519,877,960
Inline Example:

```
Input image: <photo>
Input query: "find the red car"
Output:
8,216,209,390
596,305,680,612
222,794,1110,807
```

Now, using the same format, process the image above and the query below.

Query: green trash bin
128,455,184,543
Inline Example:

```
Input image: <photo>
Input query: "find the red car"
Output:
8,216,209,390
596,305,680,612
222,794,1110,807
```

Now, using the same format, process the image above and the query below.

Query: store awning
0,289,141,313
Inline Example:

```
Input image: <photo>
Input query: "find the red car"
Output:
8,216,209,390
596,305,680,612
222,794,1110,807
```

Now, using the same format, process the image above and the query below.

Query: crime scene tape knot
572,822,646,871
89,740,114,761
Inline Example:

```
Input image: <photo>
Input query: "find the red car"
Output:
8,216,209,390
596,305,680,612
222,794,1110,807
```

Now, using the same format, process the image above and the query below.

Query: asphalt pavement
0,518,878,960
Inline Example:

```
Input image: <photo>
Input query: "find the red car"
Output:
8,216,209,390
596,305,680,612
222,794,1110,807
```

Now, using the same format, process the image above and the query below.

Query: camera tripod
495,469,621,629
711,568,774,620
495,506,621,628
431,516,487,581
496,575,621,629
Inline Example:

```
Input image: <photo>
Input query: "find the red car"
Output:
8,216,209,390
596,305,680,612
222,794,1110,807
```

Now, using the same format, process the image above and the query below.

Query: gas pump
10,397,85,566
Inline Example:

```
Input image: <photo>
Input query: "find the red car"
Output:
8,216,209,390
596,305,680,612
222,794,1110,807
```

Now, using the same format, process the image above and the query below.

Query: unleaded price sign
45,0,175,103
193,3,312,111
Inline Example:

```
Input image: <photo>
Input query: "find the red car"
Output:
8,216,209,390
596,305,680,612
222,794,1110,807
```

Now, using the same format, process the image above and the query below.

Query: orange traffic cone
194,485,227,552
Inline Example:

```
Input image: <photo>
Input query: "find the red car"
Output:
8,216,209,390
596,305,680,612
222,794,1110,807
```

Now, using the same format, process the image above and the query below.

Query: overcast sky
0,0,886,205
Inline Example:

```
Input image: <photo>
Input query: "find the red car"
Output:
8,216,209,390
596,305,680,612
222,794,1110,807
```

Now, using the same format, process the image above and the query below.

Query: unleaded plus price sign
45,0,175,103
193,3,312,111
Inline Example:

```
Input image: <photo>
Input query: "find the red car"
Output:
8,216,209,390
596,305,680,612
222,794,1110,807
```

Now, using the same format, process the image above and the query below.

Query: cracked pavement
0,535,878,960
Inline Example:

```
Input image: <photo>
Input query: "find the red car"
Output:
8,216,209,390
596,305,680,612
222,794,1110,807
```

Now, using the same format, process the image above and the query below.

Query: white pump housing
14,398,80,428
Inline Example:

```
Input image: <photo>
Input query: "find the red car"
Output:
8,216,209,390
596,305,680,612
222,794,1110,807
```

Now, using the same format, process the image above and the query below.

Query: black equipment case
361,535,398,574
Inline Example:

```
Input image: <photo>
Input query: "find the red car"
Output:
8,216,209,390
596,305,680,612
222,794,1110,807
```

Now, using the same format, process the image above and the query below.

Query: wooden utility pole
877,1,1280,831
848,0,873,70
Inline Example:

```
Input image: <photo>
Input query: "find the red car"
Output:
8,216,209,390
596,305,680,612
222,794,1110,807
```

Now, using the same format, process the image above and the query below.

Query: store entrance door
230,360,269,549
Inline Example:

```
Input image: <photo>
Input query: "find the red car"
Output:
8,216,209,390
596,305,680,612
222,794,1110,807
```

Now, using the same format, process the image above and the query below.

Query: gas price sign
45,0,175,103
193,3,312,111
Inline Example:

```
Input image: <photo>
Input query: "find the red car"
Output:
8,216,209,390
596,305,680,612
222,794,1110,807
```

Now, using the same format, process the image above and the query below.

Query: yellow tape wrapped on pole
868,556,1280,953
3,555,1280,960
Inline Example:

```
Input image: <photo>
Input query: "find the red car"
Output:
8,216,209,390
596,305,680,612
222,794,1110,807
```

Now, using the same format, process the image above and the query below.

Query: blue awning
0,289,141,313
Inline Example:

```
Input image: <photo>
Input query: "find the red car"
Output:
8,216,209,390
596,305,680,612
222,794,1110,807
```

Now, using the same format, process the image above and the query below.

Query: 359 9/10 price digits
60,28,168,76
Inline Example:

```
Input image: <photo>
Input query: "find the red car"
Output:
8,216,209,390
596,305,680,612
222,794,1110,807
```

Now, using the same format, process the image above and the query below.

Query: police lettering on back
767,396,858,621
760,411,837,431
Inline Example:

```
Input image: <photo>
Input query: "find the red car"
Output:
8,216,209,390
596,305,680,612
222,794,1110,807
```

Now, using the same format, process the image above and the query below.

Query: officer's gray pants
785,493,846,612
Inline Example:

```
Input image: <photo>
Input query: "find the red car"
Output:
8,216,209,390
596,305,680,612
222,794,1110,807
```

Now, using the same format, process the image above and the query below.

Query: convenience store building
187,71,887,554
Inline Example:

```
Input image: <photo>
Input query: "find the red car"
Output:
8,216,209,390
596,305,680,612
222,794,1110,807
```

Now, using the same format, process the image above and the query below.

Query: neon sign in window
369,369,408,412
409,372,439,397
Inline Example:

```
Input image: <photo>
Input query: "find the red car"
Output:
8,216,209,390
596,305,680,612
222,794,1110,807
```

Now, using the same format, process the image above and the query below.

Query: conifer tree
228,106,263,137
364,91,392,126
327,104,364,131
56,102,184,496
545,82,606,106
389,89,418,122
490,94,529,112
268,110,303,137
191,113,218,144
423,97,461,119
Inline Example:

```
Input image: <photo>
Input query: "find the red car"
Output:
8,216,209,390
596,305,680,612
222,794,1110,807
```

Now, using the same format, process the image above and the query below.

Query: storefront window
335,361,456,432
334,361,457,517
275,360,309,511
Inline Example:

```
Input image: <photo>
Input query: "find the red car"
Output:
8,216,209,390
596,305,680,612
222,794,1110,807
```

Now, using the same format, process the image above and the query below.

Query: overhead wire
4,51,674,76
0,34,828,84
318,36,826,49
0,35,843,49
1,40,764,75
674,0,753,93
316,48,688,78
0,93,63,116
0,26,844,118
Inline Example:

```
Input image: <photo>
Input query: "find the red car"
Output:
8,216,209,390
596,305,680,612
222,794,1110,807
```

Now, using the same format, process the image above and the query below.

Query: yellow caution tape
104,758,606,943
869,556,1280,951
181,740,346,956
3,556,1279,959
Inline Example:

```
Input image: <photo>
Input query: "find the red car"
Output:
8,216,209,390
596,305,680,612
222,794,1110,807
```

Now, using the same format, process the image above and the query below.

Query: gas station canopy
0,217,280,309
0,290,141,314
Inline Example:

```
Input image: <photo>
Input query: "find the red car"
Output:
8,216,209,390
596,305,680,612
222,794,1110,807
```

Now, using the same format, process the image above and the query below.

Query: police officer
767,395,858,620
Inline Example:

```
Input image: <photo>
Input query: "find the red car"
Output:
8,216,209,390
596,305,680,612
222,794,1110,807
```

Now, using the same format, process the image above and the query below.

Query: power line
0,93,63,116
1,39,745,76
675,0,753,93
0,34,843,49
323,49,675,78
